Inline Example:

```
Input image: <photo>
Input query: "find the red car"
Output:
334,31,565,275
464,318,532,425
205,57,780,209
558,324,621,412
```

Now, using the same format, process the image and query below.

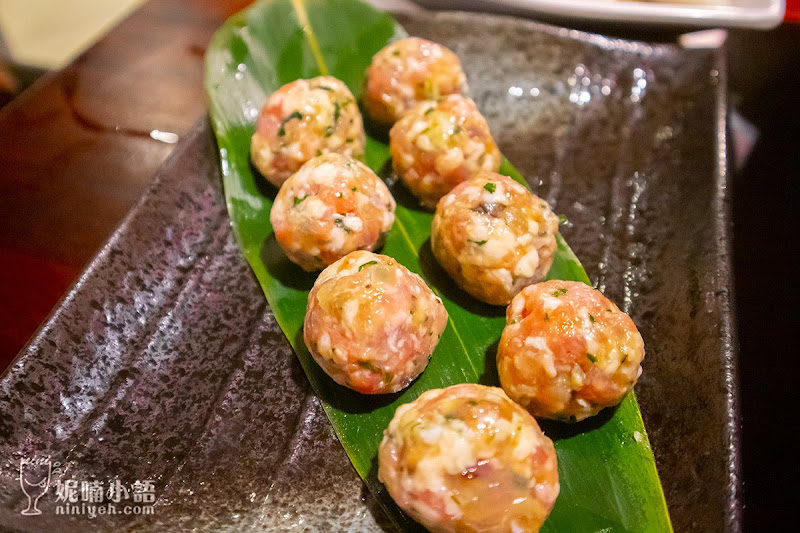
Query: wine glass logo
19,456,52,516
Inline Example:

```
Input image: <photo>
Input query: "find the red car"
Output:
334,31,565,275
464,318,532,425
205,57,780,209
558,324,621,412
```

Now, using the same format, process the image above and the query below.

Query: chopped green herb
558,213,569,225
277,110,303,136
334,218,351,233
484,182,496,193
587,353,597,363
335,192,343,198
315,149,322,156
589,314,596,323
293,195,309,206
607,308,612,313
468,239,487,246
453,125,462,134
392,50,401,56
351,186,357,192
358,360,380,372
552,288,568,297
422,78,439,100
424,107,434,115
345,138,353,143
333,102,341,124
324,127,334,137
358,260,378,272
512,472,530,488
468,400,478,406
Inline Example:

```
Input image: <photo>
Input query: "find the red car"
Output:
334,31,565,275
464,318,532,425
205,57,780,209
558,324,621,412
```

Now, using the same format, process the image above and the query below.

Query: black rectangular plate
0,11,738,533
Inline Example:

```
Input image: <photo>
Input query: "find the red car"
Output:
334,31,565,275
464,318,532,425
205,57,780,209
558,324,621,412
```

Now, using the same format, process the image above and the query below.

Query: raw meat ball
498,280,645,421
390,95,500,208
363,37,467,126
270,153,395,272
379,384,559,532
431,173,558,305
304,251,448,394
251,76,365,187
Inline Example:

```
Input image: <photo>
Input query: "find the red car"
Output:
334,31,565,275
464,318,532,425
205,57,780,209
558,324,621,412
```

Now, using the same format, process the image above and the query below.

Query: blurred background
1,0,147,108
1,0,795,530
0,0,145,69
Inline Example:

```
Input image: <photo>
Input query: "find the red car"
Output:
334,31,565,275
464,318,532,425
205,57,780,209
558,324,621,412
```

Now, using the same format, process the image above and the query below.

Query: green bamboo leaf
205,1,672,531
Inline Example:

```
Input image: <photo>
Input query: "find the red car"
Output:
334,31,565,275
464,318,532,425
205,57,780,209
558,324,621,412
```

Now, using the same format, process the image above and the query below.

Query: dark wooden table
0,0,250,370
0,1,794,529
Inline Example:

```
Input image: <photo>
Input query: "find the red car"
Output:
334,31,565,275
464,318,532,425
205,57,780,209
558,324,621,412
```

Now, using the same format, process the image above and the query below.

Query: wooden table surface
0,0,250,371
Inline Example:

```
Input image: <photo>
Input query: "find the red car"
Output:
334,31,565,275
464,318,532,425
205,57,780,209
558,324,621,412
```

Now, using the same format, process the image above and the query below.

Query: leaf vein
291,0,329,75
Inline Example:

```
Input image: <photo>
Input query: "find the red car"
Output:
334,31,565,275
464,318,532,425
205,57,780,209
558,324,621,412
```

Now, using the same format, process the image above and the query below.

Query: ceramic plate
413,0,785,28
0,10,738,532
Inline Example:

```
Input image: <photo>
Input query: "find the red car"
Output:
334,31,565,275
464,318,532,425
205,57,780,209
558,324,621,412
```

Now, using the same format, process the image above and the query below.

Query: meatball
391,95,500,208
251,76,365,187
270,154,395,272
379,384,559,532
304,251,448,394
431,173,559,305
363,37,468,126
497,280,645,422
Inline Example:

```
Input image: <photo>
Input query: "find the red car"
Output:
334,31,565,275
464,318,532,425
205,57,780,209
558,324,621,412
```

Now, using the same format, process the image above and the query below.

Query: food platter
0,4,737,532
207,1,668,530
